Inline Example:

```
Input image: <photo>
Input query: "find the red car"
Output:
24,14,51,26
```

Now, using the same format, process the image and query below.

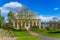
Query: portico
13,19,41,30
12,10,41,30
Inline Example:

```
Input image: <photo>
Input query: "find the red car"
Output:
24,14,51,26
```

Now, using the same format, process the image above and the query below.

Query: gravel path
6,37,17,40
28,31,60,40
0,37,17,40
0,29,17,40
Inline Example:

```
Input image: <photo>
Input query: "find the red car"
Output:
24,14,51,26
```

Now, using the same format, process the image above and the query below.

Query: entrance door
25,23,30,30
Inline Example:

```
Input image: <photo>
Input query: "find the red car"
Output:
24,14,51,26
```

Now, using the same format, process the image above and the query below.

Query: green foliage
3,29,31,37
13,30,31,37
32,29,60,38
46,27,49,31
0,10,5,27
17,37,41,40
3,29,42,40
8,11,15,27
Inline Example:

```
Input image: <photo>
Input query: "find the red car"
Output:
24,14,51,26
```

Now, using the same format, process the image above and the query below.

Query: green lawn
17,37,41,40
12,30,31,37
3,29,42,40
32,29,60,38
3,29,31,37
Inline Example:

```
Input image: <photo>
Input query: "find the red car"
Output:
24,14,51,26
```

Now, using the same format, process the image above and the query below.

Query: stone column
32,21,34,27
21,20,22,28
36,21,37,26
28,22,30,28
17,24,19,29
40,21,41,29
13,21,15,28
17,20,19,29
25,23,26,28
38,21,41,29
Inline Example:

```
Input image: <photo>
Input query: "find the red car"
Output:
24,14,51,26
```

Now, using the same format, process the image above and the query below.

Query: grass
3,29,42,40
3,29,31,37
17,37,41,40
32,29,60,38
12,30,31,37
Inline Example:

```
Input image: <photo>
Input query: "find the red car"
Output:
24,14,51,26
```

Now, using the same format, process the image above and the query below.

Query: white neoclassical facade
12,10,41,30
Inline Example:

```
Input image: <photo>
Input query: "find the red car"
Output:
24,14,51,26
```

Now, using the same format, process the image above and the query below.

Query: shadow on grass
48,31,60,33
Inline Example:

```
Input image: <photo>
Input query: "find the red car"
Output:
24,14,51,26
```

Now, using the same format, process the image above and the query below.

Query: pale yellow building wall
13,19,41,29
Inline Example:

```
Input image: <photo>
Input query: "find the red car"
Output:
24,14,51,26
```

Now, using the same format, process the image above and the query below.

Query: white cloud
0,2,23,14
39,15,55,22
0,7,2,9
3,2,22,8
54,7,59,11
0,2,23,22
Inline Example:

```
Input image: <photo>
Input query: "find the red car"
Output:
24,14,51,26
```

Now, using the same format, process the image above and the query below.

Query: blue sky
0,0,60,22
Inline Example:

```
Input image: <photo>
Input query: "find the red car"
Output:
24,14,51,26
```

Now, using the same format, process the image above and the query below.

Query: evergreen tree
8,11,15,26
0,10,4,27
